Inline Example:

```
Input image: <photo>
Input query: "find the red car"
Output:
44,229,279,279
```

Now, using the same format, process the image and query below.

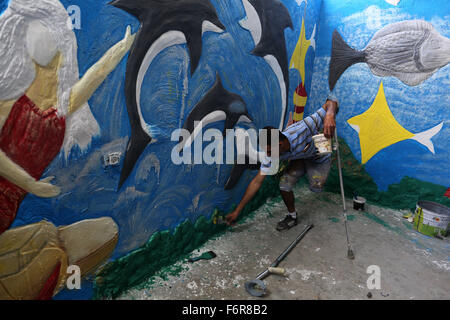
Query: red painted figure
0,96,66,234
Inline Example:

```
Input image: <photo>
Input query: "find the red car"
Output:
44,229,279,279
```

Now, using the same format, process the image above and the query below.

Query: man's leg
280,190,296,213
277,160,306,231
305,156,332,194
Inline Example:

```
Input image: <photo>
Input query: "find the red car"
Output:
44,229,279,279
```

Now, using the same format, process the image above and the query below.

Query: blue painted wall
1,0,322,299
0,0,8,15
307,0,449,190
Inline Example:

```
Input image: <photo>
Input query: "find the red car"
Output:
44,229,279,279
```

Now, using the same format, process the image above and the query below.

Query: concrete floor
118,184,450,300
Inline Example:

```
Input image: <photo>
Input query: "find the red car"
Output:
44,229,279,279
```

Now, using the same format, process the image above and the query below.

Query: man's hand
324,112,336,139
225,171,266,226
323,100,338,139
225,210,240,226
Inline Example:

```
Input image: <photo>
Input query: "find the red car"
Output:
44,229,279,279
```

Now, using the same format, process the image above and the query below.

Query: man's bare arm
225,171,266,225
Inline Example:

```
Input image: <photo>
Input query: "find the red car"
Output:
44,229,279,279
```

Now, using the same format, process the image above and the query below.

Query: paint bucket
353,196,366,211
312,134,332,156
413,201,450,237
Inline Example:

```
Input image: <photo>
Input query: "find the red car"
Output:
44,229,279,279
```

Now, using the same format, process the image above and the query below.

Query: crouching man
225,96,339,231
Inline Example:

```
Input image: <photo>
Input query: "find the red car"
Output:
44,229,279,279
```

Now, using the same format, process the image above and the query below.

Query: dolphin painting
239,0,293,130
329,20,450,91
110,0,226,189
179,74,253,151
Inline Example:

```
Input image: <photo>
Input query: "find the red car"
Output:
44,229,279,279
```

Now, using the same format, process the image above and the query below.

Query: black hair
261,126,288,147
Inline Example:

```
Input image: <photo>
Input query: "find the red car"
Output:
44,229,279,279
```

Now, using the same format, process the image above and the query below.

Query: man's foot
276,215,298,231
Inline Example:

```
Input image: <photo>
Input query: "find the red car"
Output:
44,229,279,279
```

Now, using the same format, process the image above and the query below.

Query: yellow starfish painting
348,82,443,164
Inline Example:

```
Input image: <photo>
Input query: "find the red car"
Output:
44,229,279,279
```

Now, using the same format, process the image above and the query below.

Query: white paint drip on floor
259,255,271,268
290,269,323,281
431,260,450,271
187,281,198,290
216,279,228,290
232,275,245,288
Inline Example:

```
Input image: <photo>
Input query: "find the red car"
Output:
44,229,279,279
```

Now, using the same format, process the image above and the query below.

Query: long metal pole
334,128,355,259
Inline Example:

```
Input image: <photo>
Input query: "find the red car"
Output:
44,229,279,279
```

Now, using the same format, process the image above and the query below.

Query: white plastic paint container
312,134,332,156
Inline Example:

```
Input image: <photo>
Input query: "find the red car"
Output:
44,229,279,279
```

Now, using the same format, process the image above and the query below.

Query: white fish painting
329,20,450,90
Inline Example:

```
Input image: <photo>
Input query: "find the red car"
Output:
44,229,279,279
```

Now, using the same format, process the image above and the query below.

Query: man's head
260,126,290,157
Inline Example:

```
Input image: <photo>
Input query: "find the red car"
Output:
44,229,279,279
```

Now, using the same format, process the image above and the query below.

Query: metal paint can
413,201,450,237
353,196,366,211
312,134,332,156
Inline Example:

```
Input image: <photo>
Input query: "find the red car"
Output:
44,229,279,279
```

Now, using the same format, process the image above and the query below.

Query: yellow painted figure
289,15,316,122
289,19,315,84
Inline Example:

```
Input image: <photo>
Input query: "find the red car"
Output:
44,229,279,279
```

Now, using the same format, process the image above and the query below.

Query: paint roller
245,224,313,297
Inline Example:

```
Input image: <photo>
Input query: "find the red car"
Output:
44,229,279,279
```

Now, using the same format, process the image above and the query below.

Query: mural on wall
329,20,450,91
240,0,293,129
110,0,227,189
0,0,134,299
348,82,443,164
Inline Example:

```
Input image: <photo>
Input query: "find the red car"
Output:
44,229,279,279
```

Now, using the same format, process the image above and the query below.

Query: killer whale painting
178,74,262,191
240,0,293,130
179,74,253,152
110,0,226,189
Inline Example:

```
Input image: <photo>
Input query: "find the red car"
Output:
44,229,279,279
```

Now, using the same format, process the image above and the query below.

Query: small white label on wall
103,152,122,167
